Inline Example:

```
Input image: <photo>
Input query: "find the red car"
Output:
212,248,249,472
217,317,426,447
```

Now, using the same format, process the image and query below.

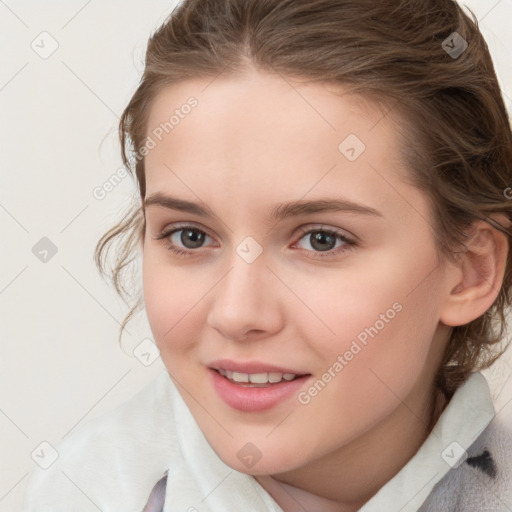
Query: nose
206,253,284,342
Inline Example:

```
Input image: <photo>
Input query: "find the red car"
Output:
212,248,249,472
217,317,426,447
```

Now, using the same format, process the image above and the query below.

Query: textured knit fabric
418,416,512,511
22,370,512,511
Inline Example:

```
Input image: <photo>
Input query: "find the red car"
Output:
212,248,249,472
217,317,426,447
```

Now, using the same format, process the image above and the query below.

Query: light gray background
1,1,512,510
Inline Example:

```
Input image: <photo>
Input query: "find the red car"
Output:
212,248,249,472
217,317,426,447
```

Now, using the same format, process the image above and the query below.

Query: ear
440,214,510,327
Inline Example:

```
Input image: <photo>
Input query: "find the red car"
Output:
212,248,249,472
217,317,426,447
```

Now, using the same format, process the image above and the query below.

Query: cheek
288,254,443,449
142,249,206,351
295,244,443,386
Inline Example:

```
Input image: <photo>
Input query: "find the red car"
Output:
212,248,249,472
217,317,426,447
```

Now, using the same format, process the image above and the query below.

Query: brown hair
95,0,512,410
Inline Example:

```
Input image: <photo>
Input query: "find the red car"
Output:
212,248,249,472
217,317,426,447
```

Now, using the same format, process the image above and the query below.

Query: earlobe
440,216,509,327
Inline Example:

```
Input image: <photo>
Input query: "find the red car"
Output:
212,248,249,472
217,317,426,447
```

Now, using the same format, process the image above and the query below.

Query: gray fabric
418,416,512,511
142,472,168,512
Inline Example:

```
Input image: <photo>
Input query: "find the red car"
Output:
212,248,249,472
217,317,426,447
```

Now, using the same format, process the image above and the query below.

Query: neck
255,373,449,512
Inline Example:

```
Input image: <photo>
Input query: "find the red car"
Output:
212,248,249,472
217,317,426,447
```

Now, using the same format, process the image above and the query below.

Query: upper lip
209,359,310,375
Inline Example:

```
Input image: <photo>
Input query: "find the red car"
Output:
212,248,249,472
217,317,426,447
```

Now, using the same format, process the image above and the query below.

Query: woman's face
142,70,452,476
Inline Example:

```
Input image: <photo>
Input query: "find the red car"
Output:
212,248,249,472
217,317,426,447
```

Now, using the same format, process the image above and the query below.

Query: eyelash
153,223,357,259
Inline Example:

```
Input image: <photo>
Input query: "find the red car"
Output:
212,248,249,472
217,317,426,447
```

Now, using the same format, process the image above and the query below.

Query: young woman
23,1,512,510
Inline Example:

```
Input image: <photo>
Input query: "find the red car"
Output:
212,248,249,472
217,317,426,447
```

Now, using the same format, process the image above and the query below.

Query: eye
154,224,215,256
293,225,356,257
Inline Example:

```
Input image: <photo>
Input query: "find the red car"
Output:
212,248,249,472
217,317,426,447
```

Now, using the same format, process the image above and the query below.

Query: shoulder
420,409,512,511
22,371,177,512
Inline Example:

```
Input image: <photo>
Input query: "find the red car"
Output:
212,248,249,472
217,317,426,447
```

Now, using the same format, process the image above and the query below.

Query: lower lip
209,368,310,412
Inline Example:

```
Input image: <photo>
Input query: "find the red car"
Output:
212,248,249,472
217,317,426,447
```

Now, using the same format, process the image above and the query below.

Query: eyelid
294,223,356,242
155,221,215,241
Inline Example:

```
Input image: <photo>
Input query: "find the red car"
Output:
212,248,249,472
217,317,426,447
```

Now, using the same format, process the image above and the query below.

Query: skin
141,69,508,511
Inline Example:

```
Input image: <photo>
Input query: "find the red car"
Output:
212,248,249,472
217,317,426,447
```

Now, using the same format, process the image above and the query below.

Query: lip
209,368,311,412
208,358,309,375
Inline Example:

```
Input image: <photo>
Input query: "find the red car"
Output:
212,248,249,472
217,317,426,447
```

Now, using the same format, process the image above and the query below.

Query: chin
213,445,303,476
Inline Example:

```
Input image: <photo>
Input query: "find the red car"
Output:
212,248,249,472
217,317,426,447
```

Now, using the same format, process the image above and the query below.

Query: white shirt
22,370,512,511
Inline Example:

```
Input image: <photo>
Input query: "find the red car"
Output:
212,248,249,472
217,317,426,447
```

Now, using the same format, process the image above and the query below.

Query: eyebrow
144,192,383,222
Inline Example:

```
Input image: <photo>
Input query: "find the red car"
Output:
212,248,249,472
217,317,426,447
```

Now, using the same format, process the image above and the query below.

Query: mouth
207,359,312,411
209,366,312,412
213,368,310,387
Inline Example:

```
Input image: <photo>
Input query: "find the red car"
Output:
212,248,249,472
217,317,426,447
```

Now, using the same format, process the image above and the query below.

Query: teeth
248,373,269,384
268,372,283,383
216,369,300,384
232,371,249,383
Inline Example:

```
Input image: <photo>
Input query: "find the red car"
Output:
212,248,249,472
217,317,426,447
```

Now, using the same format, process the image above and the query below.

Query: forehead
144,72,394,158
142,71,422,225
